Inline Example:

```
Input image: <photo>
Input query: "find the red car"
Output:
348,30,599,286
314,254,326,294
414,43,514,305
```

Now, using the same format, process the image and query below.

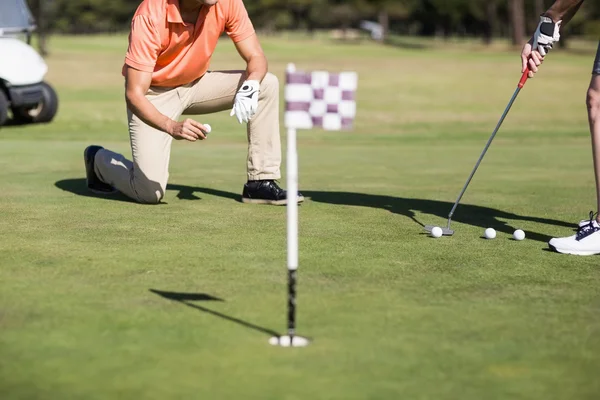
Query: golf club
425,66,531,236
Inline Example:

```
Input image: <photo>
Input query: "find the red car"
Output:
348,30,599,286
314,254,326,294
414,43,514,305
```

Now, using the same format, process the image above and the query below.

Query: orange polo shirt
122,0,255,87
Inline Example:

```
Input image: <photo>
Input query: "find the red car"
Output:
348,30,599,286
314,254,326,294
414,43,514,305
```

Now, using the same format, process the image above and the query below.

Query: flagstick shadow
149,289,280,337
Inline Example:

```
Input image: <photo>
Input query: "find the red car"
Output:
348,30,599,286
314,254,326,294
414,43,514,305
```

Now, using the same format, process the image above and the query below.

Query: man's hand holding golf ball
167,119,212,142
164,79,259,142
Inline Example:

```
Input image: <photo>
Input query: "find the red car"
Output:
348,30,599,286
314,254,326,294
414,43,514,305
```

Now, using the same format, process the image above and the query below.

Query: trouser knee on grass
94,86,180,204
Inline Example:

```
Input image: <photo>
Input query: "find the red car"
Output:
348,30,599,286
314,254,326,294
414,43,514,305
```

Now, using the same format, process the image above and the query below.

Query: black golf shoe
241,180,304,205
84,145,116,194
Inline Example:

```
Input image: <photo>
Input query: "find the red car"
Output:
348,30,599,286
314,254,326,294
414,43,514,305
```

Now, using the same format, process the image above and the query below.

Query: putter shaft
446,69,530,227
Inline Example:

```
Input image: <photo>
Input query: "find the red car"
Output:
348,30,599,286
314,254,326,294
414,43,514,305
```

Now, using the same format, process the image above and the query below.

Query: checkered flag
284,65,358,131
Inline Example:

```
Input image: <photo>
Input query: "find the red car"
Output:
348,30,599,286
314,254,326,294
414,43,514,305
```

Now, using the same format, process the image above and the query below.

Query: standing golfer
83,0,303,206
521,0,600,254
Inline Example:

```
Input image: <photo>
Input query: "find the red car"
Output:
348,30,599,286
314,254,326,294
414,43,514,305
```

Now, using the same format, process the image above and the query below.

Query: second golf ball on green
485,228,496,239
513,229,526,241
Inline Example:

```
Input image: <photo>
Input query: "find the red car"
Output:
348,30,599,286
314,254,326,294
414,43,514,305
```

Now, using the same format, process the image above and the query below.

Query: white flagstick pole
287,127,299,271
286,125,298,340
270,63,308,347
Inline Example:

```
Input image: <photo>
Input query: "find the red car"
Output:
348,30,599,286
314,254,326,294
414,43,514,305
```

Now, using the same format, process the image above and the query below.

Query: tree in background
28,0,139,34
508,0,526,46
22,0,600,49
485,0,499,45
27,0,50,56
288,0,314,32
534,0,545,18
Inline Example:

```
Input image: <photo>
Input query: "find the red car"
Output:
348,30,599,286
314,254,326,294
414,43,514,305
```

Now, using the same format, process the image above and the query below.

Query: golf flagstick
424,66,531,236
271,63,357,346
268,125,308,348
269,64,309,347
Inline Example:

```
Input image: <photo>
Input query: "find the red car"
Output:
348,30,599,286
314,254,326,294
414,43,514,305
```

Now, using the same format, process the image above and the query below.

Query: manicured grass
0,34,599,399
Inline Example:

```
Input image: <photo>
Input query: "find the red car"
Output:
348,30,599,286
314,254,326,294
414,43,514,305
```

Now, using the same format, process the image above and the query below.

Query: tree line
27,0,600,46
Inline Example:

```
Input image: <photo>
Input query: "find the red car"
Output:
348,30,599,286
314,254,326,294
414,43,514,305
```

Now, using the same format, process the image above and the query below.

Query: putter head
424,225,455,236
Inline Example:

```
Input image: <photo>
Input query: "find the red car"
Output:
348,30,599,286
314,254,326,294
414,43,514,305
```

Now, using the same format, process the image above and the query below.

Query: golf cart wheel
0,90,8,126
13,82,58,124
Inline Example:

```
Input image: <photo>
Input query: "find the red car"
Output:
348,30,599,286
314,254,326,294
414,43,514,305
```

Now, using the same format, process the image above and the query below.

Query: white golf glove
532,16,561,56
230,80,260,124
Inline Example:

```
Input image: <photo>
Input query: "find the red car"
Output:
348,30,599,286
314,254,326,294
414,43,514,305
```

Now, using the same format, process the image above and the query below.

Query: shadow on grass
55,179,572,243
149,289,280,337
171,186,572,243
55,178,138,203
168,183,240,202
55,178,242,203
301,191,573,244
182,187,572,243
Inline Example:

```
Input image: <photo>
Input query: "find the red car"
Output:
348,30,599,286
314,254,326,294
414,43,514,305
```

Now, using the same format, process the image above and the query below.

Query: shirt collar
166,0,184,24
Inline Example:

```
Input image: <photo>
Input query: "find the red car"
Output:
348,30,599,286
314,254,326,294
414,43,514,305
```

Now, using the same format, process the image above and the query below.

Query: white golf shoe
549,219,600,256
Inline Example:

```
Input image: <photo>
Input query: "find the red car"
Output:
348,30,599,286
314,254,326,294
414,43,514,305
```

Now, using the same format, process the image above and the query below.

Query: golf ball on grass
484,228,496,239
513,229,526,241
431,227,443,238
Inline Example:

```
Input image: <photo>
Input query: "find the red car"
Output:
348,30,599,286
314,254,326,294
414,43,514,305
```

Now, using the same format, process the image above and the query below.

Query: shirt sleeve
124,15,161,72
225,0,255,43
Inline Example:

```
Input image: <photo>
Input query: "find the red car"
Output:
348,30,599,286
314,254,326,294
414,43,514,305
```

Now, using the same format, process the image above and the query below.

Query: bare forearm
543,0,584,26
246,54,268,83
126,93,174,135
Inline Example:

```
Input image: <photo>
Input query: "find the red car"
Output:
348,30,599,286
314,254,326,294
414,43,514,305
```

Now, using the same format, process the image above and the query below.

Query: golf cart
0,0,58,126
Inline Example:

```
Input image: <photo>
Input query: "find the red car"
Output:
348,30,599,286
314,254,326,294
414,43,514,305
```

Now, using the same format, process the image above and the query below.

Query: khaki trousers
94,71,281,204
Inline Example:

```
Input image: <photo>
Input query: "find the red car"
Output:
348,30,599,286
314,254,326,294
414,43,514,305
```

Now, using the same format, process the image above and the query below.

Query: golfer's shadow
302,191,572,243
55,179,571,242
149,289,280,337
168,187,571,243
175,187,569,243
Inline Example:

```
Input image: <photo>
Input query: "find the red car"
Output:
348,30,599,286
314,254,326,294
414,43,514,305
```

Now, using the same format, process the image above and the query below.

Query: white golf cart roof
0,0,36,37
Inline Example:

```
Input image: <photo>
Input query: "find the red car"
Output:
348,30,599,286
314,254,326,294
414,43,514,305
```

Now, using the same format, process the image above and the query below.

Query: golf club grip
518,66,531,89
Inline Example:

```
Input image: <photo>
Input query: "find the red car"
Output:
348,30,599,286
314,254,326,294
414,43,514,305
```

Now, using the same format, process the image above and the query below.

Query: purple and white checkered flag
284,65,358,131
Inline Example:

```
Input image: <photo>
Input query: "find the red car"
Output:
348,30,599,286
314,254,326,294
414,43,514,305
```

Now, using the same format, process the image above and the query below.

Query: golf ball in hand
513,229,525,241
484,228,496,239
203,124,212,134
431,227,443,238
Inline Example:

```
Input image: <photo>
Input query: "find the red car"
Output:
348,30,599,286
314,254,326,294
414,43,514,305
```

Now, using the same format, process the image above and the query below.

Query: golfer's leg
94,87,181,204
247,72,282,180
589,45,600,220
182,71,243,115
183,71,281,180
